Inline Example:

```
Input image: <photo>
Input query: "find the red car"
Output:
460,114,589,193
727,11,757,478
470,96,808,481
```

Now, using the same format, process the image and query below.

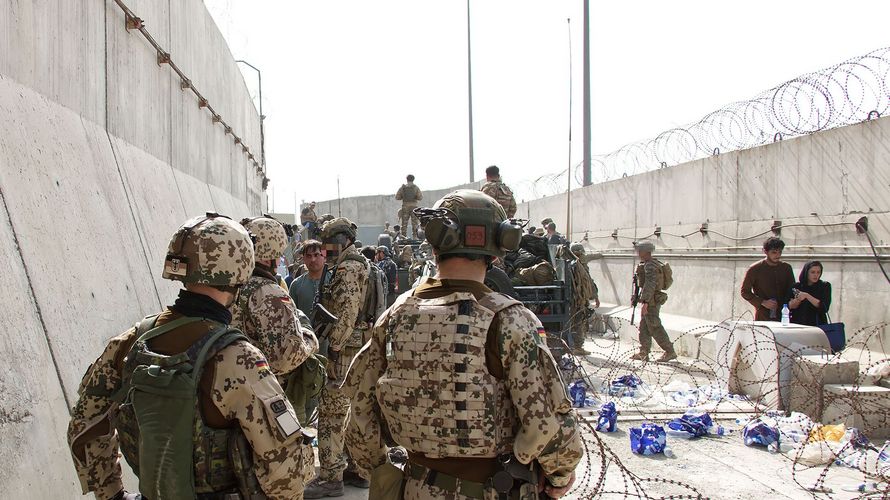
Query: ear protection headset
417,207,524,255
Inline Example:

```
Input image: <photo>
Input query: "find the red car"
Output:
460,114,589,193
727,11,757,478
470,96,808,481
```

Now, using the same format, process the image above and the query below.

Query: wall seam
0,183,72,412
103,127,164,310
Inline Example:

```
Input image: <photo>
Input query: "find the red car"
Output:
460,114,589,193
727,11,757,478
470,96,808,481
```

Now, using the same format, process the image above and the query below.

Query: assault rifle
310,263,340,368
630,273,641,326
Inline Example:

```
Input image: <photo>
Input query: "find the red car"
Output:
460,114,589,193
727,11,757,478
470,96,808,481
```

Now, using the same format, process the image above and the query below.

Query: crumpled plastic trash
630,422,666,455
560,353,580,371
743,416,780,447
774,412,816,445
568,380,590,408
810,424,845,442
666,411,714,438
609,374,642,396
596,401,618,432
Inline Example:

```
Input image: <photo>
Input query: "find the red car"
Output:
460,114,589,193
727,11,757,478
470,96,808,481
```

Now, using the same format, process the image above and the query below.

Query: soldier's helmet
240,215,288,261
570,242,586,255
320,217,358,242
163,213,254,286
420,189,522,259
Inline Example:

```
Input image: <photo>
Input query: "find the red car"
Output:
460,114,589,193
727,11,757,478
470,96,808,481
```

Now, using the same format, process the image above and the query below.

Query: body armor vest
112,316,259,497
376,290,521,458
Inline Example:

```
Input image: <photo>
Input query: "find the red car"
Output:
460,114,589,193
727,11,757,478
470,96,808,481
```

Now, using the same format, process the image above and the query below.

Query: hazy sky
206,1,890,214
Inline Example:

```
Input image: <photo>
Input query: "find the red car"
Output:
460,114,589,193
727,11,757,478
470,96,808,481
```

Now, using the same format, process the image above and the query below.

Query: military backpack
111,316,262,499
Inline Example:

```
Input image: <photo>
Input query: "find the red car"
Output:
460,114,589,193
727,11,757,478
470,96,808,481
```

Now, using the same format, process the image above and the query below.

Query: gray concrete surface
0,0,265,494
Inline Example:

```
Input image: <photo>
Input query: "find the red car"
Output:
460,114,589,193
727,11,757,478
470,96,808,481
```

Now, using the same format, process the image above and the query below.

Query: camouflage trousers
570,304,590,348
399,203,419,238
403,475,538,500
317,345,360,481
638,303,675,355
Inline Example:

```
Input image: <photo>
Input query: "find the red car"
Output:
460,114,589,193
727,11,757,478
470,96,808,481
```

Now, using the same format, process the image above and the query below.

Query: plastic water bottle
663,445,676,458
781,304,790,325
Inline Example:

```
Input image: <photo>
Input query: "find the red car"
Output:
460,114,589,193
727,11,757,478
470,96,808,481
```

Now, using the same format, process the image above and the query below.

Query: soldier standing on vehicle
232,216,321,424
67,213,316,500
395,174,423,238
631,241,677,362
481,165,517,218
305,217,370,497
344,190,582,499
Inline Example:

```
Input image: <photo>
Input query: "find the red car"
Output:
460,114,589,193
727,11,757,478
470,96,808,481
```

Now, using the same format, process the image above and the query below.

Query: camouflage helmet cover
241,216,288,261
163,213,254,286
428,189,511,258
320,217,358,241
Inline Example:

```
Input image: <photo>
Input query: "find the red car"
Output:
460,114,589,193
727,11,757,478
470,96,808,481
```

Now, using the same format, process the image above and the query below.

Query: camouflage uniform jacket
481,180,518,218
636,259,667,304
231,267,319,376
395,182,423,204
323,244,369,350
570,259,596,306
66,309,313,500
343,278,582,487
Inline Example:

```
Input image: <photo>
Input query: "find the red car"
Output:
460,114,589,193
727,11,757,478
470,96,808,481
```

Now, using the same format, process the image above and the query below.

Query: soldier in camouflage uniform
344,190,582,499
231,216,319,410
305,217,371,498
566,242,599,356
66,213,316,500
481,165,517,218
395,174,423,238
631,241,677,362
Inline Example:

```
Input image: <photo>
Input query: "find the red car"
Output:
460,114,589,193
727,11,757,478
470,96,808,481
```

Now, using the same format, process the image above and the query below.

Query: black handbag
817,313,845,353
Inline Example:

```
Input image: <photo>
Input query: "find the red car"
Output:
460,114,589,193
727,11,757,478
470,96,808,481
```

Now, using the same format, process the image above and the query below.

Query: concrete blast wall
520,116,890,338
324,117,890,346
0,0,264,495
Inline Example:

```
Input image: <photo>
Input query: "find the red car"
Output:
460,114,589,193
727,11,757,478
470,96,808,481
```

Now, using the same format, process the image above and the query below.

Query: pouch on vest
368,461,406,500
116,316,247,499
284,353,328,424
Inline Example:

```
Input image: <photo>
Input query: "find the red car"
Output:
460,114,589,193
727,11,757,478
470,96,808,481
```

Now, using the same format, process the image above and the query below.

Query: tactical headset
416,207,524,257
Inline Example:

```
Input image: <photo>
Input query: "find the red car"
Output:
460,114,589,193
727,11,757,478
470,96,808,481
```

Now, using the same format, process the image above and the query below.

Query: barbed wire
553,310,890,498
514,46,890,202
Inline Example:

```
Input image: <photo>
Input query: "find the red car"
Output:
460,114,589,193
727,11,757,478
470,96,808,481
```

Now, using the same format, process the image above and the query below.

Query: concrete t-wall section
520,116,890,339
318,117,890,347
309,181,483,226
0,1,263,495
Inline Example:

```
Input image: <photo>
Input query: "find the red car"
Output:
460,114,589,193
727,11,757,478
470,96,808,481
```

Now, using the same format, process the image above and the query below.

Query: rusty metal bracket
125,14,144,31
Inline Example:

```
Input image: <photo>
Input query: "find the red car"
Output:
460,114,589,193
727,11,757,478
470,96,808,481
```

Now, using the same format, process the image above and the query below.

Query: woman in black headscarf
789,260,832,326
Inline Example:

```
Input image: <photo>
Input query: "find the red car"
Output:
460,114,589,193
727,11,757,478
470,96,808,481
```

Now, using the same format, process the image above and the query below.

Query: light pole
236,60,266,171
466,0,475,183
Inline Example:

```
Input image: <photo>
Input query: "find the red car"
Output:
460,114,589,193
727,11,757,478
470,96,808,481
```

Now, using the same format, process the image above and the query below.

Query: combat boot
343,470,370,489
304,478,345,498
572,347,591,356
657,351,678,362
630,352,648,362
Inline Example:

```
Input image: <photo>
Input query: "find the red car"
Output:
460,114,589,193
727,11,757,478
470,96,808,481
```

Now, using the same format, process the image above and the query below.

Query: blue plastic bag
609,374,643,396
568,380,588,408
667,411,714,438
742,417,779,447
630,423,666,455
596,402,618,432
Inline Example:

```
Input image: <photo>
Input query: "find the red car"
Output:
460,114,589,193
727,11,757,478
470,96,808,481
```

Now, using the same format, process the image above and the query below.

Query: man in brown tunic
740,237,795,321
